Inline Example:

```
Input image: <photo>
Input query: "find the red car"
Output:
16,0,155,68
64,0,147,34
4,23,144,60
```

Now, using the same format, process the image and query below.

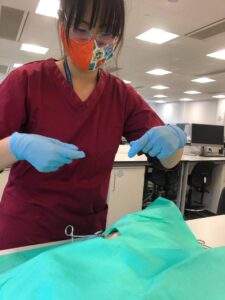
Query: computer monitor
176,123,191,143
191,124,224,146
176,123,186,130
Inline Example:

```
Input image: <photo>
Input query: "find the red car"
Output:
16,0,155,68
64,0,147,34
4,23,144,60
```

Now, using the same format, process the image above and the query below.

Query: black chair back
151,166,179,187
217,187,225,215
150,165,180,201
188,162,214,188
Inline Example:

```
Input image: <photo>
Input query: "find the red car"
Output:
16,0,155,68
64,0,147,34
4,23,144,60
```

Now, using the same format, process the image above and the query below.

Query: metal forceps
198,239,211,249
65,225,105,242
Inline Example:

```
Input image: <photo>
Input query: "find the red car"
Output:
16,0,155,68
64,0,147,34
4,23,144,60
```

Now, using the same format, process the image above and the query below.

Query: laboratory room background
0,0,225,299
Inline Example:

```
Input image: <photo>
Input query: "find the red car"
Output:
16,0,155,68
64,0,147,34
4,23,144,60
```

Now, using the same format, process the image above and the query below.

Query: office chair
186,162,214,212
217,187,225,215
148,164,180,202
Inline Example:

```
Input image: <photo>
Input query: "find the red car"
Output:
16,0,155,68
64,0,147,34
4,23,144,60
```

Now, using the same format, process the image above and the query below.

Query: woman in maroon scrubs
0,0,186,250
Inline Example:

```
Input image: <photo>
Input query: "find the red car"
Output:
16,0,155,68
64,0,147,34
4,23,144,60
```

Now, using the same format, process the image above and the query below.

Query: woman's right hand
9,132,86,173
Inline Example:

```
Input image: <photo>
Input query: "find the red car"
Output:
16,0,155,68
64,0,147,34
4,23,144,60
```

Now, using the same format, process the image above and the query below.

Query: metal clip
198,239,211,249
65,225,105,242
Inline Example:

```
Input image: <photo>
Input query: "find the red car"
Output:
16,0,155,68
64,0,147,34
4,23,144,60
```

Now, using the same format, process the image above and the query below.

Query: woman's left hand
128,125,187,160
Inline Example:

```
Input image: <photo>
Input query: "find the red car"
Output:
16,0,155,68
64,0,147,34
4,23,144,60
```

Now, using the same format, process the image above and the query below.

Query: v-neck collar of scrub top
48,58,109,112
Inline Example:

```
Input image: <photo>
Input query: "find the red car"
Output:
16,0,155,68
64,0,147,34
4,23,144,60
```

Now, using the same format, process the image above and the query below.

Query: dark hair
58,0,125,44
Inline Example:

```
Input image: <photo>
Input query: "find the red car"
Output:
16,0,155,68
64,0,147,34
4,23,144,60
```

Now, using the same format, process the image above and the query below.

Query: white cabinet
0,169,9,201
106,166,145,227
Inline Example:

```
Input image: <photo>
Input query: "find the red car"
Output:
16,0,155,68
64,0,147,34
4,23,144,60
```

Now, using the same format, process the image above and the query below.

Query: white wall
153,102,184,124
217,99,225,126
149,103,158,113
151,100,220,125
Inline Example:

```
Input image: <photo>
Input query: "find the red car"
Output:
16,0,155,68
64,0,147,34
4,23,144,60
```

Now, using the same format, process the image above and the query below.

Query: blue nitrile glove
128,125,186,160
9,132,86,173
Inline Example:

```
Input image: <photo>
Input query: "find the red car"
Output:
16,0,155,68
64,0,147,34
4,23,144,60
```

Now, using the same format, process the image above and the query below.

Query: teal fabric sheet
0,198,225,300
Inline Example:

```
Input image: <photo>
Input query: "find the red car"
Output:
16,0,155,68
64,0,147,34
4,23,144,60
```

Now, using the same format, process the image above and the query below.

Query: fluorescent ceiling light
191,77,216,83
13,63,23,68
136,28,179,44
123,80,132,84
180,98,192,102
151,85,169,90
154,95,168,98
36,0,60,18
184,91,201,95
155,100,166,104
146,69,172,76
207,49,225,60
21,43,49,55
213,95,225,99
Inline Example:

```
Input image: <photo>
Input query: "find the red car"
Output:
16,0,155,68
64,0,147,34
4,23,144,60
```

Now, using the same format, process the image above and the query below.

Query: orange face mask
61,26,116,72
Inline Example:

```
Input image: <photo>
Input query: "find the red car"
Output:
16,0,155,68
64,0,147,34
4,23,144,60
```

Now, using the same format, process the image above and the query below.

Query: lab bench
108,147,225,225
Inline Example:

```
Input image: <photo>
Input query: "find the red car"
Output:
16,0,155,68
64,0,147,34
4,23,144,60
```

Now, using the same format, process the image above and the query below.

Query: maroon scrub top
0,59,164,249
